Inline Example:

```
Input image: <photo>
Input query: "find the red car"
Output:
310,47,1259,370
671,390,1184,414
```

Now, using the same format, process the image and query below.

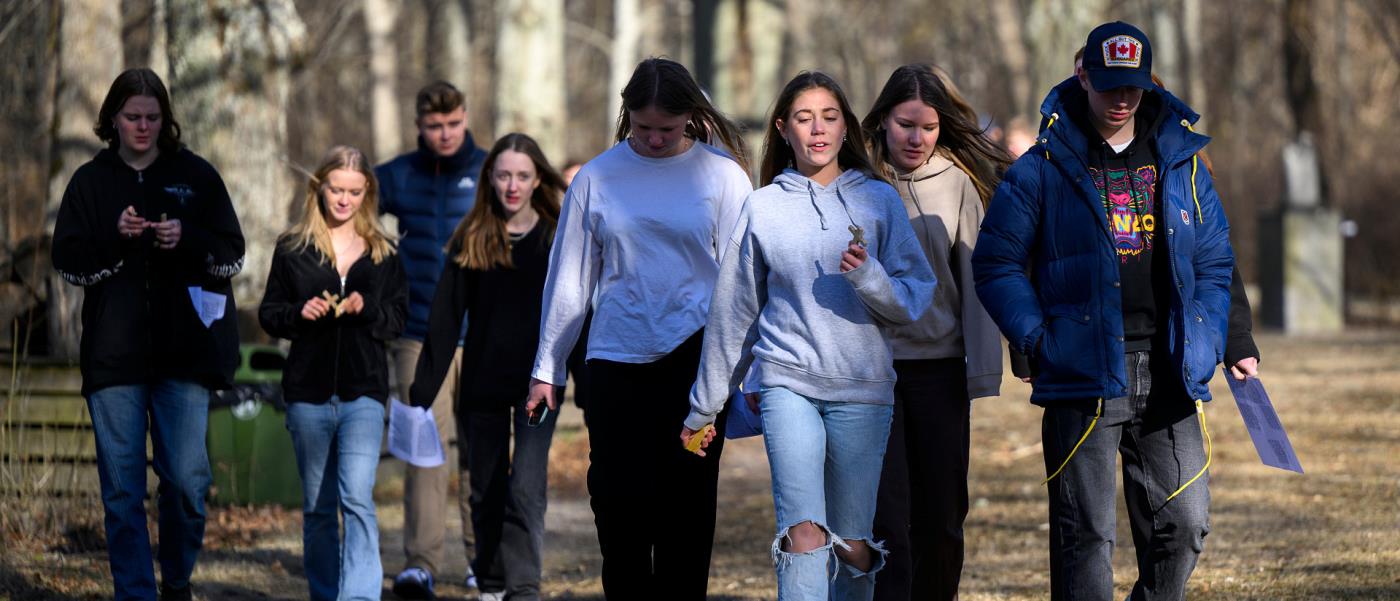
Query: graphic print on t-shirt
1091,165,1157,263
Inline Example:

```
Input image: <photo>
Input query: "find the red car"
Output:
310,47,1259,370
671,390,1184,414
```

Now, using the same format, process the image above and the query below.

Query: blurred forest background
3,0,1400,358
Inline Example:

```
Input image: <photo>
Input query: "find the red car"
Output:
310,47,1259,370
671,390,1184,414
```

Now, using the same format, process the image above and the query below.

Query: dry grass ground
2,331,1398,600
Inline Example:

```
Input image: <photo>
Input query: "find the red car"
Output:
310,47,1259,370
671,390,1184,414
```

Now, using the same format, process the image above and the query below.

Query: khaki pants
391,337,473,576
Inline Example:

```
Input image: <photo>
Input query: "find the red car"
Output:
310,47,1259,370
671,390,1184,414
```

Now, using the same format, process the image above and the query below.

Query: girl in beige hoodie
861,64,1014,601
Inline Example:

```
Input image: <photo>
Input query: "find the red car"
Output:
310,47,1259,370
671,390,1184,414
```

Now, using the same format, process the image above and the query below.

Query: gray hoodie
684,168,937,430
886,154,1004,399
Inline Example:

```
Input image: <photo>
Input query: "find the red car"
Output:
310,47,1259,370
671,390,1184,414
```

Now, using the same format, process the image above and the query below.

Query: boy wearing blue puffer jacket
377,80,488,599
972,22,1233,601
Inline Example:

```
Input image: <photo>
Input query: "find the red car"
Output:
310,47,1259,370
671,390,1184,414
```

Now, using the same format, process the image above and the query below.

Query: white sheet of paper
388,396,445,468
187,287,227,328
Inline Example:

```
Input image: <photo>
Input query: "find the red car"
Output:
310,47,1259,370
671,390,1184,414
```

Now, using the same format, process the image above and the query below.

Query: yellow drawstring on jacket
1042,397,1102,485
1042,113,1059,159
1183,119,1204,224
1164,399,1212,502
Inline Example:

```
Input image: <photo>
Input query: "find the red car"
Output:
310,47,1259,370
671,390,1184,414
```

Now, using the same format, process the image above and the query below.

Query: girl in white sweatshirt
527,58,753,601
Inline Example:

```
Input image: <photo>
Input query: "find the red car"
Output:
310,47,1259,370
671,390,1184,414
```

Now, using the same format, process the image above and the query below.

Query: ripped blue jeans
760,387,893,600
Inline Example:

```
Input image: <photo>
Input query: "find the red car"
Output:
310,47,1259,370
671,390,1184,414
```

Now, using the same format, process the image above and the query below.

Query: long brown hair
861,64,1013,206
448,133,565,270
282,145,396,264
95,68,182,154
614,58,750,174
759,71,880,187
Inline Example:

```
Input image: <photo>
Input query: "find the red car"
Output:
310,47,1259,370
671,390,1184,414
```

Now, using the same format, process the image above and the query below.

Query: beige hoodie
886,154,1003,399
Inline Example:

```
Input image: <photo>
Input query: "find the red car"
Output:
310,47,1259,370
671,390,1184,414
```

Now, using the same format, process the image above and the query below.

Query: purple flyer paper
1226,376,1304,473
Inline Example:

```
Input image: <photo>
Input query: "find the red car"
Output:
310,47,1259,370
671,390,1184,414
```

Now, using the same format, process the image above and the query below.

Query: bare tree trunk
691,0,719,90
733,0,754,117
1284,0,1328,204
989,0,1030,119
365,0,403,160
496,0,566,160
166,0,307,308
42,0,123,358
427,0,472,88
1149,0,1182,92
150,0,169,77
48,0,122,232
609,0,640,135
781,0,813,82
1181,0,1204,126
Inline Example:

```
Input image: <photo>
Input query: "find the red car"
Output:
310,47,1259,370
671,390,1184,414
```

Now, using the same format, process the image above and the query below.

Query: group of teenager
54,19,1260,601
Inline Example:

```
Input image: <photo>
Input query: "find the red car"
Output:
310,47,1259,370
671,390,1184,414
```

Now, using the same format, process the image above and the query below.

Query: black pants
873,358,971,601
458,396,560,600
585,331,728,601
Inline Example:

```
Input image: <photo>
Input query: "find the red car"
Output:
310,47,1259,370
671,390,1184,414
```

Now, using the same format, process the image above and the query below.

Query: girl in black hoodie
258,145,406,601
51,67,244,601
411,133,565,600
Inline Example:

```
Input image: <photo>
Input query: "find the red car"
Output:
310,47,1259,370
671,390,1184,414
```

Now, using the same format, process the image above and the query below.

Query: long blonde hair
449,133,564,270
282,145,396,264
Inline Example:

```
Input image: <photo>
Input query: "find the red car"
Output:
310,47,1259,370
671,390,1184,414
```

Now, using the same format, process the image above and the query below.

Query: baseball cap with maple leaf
1082,21,1155,92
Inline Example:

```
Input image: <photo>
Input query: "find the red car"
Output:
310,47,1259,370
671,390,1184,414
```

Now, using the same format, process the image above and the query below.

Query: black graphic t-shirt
1089,136,1166,352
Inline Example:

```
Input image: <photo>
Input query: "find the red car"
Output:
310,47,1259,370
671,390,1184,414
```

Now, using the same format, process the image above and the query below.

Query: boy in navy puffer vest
973,22,1233,601
377,81,487,599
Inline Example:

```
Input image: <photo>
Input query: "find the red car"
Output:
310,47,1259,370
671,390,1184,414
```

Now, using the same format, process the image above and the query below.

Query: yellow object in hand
685,424,715,455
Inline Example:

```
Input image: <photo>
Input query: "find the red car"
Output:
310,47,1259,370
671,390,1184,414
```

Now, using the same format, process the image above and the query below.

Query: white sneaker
478,592,504,601
464,564,478,589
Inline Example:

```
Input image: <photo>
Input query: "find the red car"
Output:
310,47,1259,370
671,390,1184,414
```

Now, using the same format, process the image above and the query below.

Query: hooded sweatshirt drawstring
806,181,830,230
805,178,861,233
834,186,861,232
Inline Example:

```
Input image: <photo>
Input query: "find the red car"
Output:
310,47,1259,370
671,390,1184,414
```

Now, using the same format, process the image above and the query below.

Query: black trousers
873,358,971,601
584,330,728,601
458,396,560,600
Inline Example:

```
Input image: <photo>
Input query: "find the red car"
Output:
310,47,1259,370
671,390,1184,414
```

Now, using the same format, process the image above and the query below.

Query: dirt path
4,331,1400,600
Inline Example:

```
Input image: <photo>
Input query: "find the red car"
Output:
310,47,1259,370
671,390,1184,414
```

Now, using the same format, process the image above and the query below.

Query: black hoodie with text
51,147,245,396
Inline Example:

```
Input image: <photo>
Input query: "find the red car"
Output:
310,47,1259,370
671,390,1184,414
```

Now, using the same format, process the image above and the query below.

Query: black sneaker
159,582,193,601
392,567,436,600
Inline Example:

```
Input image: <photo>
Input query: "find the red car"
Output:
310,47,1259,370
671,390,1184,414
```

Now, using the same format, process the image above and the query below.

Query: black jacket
258,239,408,404
411,225,552,411
51,148,245,396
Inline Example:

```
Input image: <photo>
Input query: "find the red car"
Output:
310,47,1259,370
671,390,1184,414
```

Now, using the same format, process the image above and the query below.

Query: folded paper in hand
388,396,445,468
1226,376,1303,473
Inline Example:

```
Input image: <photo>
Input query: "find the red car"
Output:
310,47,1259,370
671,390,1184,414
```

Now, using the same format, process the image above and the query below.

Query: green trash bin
206,344,303,506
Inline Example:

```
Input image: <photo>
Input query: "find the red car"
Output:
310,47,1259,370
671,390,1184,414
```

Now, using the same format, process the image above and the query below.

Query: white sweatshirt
532,140,753,385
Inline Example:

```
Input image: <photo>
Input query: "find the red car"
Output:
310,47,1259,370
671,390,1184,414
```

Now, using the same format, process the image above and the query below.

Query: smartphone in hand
527,403,550,427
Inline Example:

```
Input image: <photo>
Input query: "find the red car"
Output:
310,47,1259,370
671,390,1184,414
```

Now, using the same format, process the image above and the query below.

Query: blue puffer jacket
376,134,488,341
972,77,1233,405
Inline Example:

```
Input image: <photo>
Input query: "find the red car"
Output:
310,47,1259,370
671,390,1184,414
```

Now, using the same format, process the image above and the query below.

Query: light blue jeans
87,380,212,601
760,387,894,601
286,396,385,601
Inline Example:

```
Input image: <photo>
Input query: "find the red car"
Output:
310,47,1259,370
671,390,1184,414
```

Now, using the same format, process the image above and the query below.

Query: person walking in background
526,58,753,601
259,145,407,601
51,67,244,601
860,64,1013,601
683,70,936,601
973,22,1232,601
375,80,489,598
410,133,566,601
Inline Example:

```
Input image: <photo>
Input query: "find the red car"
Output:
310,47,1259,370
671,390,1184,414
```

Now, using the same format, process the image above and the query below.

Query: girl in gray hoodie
861,64,1014,601
681,71,936,601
